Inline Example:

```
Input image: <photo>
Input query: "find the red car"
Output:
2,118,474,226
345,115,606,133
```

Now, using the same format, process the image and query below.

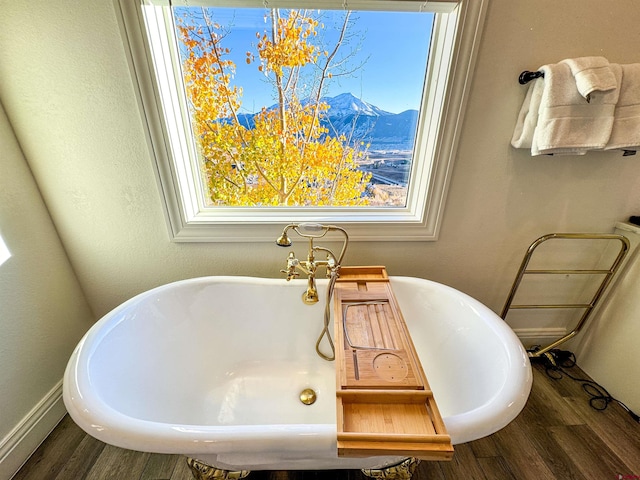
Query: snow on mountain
321,92,393,118
319,94,418,150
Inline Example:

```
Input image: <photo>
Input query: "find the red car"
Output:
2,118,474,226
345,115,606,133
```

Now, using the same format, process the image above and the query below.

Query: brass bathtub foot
361,457,421,480
186,457,250,480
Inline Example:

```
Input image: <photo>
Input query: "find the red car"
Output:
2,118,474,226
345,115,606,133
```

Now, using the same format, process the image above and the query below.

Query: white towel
605,63,640,151
511,59,620,156
510,76,543,150
561,56,618,101
534,62,620,155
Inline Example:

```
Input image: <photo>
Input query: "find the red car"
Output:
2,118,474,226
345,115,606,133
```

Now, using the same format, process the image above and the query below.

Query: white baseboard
0,380,66,480
512,327,568,349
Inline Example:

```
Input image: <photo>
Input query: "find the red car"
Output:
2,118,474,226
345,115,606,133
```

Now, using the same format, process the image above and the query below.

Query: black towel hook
518,70,544,85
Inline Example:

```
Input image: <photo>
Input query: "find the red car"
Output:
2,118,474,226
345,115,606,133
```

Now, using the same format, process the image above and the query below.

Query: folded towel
605,63,640,151
511,59,620,156
534,61,620,155
510,76,544,150
561,56,618,101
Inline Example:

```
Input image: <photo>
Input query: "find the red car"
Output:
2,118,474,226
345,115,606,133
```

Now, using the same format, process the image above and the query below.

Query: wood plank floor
13,362,640,480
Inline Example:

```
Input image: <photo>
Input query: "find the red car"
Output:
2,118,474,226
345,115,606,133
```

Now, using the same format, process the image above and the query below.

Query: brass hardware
501,233,630,358
275,230,292,247
303,285,320,304
303,259,320,304
186,458,250,479
299,388,317,405
361,457,421,479
276,223,349,361
185,454,419,479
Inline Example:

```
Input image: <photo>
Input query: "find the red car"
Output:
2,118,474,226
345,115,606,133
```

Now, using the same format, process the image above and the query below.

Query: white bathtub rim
389,276,533,443
63,275,532,456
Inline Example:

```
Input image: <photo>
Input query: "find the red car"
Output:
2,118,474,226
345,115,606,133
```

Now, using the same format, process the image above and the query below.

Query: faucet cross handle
280,252,300,281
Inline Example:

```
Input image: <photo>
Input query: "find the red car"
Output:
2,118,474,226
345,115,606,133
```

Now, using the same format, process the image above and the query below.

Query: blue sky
174,7,433,114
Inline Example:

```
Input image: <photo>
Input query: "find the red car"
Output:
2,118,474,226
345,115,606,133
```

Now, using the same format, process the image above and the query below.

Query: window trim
114,0,487,242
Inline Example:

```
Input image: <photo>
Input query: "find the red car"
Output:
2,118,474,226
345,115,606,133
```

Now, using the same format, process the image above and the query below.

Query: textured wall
0,102,93,476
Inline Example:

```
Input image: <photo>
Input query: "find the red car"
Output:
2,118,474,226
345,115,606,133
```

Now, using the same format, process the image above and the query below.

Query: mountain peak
236,93,417,150
321,93,393,117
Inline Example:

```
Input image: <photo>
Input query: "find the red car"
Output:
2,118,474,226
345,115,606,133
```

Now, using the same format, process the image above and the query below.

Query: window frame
114,0,487,242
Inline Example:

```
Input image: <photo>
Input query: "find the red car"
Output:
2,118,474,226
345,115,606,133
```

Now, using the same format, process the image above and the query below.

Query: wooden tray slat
337,389,433,403
338,433,451,444
337,266,389,281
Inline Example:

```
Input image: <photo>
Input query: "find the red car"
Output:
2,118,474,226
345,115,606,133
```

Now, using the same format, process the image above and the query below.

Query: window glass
172,7,433,208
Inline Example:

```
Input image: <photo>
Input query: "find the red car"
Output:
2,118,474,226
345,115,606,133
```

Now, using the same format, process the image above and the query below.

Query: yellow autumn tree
176,8,371,206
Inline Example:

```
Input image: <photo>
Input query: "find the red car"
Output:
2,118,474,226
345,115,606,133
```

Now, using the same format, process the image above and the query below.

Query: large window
115,0,487,241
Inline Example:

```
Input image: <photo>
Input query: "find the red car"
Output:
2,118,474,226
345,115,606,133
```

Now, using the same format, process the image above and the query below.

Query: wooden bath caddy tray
333,267,453,461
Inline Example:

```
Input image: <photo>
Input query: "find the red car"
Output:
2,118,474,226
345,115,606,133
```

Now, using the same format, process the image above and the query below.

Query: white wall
0,102,94,478
1,0,639,318
0,0,639,471
574,223,640,414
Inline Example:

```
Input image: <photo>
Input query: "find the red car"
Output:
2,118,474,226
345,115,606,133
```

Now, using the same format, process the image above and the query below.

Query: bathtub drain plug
299,388,317,405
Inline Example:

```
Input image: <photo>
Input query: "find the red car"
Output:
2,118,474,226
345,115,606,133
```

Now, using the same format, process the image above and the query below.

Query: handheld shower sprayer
275,223,349,265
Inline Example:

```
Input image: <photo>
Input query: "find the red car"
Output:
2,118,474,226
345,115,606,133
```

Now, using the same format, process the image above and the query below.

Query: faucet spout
303,277,320,305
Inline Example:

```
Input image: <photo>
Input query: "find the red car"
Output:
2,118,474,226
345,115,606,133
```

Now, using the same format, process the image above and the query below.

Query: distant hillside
233,93,418,151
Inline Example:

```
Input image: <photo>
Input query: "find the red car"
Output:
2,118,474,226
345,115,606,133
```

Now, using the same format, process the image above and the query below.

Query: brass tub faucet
276,223,348,305
276,223,349,361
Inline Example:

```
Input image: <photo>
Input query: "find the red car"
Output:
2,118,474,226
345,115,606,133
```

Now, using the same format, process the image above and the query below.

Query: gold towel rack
501,233,630,358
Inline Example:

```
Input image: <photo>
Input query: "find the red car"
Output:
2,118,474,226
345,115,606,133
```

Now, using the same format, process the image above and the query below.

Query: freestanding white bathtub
63,276,531,472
